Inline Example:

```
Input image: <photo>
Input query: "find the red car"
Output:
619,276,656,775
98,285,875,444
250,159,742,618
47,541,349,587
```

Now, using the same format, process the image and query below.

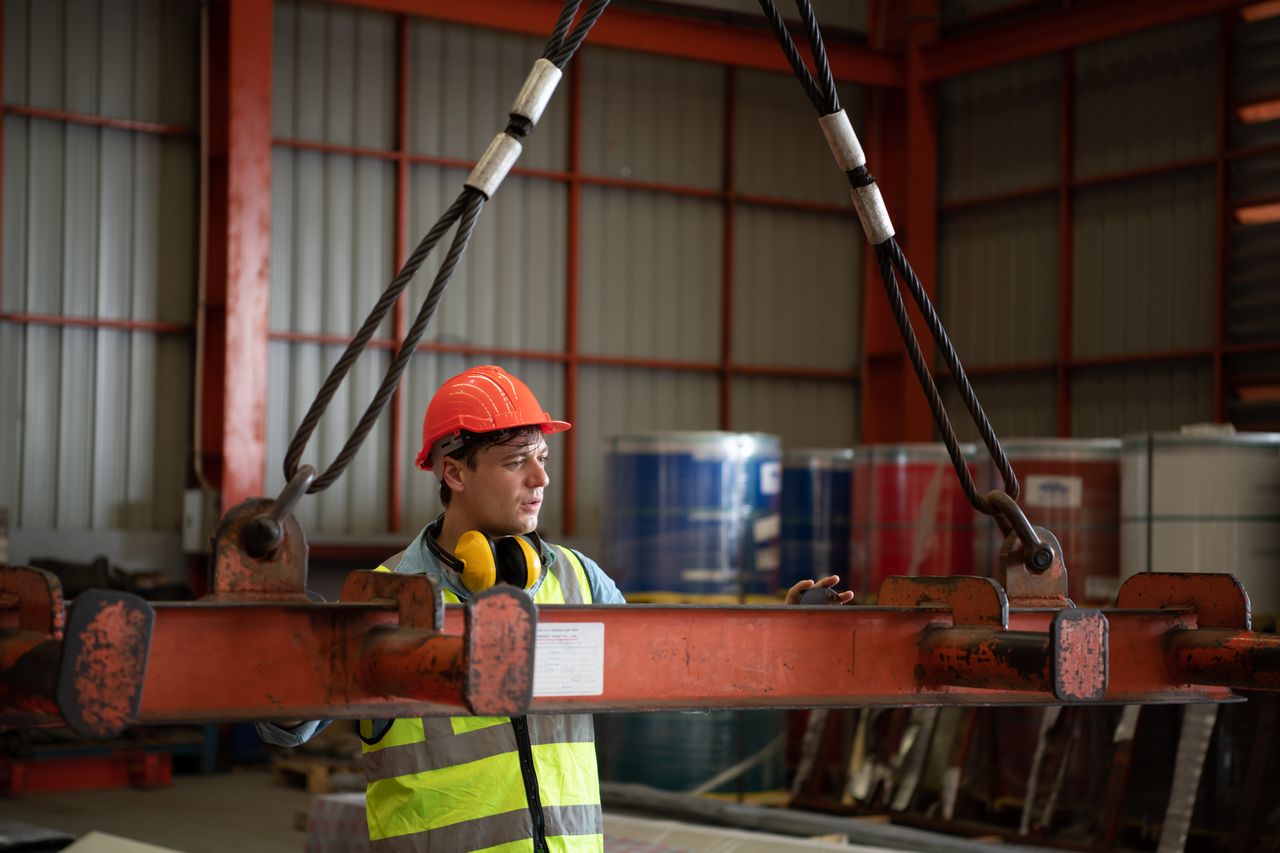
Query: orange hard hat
416,365,570,470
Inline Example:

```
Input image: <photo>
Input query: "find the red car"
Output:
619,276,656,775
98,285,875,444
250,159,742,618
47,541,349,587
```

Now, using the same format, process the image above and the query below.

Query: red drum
852,444,978,599
991,439,1121,605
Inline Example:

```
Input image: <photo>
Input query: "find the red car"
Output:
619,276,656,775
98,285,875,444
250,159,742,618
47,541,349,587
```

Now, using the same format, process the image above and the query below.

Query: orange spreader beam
2,499,1279,738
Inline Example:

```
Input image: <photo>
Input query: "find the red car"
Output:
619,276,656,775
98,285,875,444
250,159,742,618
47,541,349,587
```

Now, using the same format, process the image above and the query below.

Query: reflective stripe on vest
364,543,601,852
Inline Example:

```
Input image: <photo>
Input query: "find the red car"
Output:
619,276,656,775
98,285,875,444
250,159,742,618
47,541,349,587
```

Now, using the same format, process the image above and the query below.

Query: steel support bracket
341,570,536,717
1117,572,1280,692
880,575,1107,701
1003,527,1073,608
209,497,311,602
0,566,154,738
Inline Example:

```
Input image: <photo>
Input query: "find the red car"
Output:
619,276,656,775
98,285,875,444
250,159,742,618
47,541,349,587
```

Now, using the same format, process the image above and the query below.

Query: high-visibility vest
361,545,603,853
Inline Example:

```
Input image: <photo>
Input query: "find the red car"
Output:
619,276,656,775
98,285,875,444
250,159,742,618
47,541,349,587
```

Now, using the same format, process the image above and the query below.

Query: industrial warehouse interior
2,0,1280,851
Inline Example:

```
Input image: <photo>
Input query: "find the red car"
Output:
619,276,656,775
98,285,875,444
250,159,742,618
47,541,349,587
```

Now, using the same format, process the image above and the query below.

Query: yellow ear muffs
454,530,541,593
495,535,541,590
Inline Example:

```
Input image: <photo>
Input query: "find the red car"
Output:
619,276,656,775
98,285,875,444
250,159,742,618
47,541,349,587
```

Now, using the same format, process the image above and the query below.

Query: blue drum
780,449,855,591
604,432,782,597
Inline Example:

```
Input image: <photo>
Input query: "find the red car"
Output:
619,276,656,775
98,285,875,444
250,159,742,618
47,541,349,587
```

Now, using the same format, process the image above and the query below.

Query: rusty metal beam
6,528,1280,733
918,0,1248,82
332,0,902,87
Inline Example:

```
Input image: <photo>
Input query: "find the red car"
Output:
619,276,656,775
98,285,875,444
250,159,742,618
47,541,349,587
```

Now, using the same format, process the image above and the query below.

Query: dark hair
437,426,545,505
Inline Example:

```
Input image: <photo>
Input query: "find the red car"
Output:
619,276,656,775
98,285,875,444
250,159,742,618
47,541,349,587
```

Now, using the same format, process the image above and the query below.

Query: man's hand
785,575,855,606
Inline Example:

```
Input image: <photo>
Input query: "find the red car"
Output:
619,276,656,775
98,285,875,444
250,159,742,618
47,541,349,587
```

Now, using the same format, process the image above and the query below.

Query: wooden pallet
273,756,363,794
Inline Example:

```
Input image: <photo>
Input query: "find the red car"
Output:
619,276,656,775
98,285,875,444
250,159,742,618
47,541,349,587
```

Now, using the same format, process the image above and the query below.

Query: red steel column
720,68,736,430
903,1,941,442
563,66,582,536
389,15,410,533
0,1,5,316
204,0,272,512
1057,51,1075,436
862,1,938,442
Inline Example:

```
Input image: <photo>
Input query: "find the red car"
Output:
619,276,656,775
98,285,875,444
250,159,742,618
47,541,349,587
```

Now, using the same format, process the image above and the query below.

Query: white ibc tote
1121,426,1280,620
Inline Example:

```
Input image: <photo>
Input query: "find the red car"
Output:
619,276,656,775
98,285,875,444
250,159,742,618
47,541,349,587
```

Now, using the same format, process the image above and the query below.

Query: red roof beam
330,0,902,88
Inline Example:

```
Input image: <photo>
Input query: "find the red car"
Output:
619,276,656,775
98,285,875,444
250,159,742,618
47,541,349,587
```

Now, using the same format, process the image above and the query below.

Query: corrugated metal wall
575,52,866,547
1072,170,1215,357
939,56,1059,202
270,6,572,539
270,1,866,547
1072,20,1217,363
944,375,1058,441
937,19,1220,441
939,196,1059,367
269,2,398,538
1226,12,1280,429
938,56,1060,435
1074,21,1217,180
729,69,862,448
1071,362,1214,437
1,0,197,539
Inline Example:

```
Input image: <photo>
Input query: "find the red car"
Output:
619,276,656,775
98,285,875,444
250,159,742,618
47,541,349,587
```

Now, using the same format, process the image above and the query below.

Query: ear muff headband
454,530,541,593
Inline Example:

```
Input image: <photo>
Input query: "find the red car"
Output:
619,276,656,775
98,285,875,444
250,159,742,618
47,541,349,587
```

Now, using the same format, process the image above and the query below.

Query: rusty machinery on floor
2,468,1279,739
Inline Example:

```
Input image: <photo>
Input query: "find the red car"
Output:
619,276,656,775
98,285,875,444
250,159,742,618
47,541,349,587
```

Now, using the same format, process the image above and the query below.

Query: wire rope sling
754,0,1056,576
245,0,613,549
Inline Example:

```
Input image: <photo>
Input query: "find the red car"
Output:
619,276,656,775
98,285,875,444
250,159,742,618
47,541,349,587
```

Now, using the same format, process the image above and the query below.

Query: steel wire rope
755,0,1021,516
282,0,611,494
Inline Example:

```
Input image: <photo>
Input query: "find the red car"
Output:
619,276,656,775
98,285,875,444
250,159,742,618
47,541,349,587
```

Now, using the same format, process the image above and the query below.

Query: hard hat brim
417,419,571,471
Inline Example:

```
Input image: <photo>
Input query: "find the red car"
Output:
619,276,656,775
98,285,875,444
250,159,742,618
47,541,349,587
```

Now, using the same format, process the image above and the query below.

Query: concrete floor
0,768,312,852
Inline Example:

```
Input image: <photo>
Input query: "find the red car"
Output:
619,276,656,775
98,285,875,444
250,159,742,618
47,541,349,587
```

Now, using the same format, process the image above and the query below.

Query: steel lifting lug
244,465,316,559
1116,573,1280,692
880,575,1108,701
208,492,312,603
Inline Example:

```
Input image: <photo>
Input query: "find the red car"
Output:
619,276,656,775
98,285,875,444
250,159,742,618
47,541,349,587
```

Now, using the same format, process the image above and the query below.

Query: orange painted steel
7,516,1280,733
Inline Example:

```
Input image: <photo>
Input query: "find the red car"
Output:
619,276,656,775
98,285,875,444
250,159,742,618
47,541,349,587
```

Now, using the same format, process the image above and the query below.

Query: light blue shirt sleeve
573,549,626,604
254,719,331,747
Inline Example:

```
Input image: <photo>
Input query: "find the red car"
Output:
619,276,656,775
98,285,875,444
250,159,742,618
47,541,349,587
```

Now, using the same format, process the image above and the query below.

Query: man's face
446,434,550,535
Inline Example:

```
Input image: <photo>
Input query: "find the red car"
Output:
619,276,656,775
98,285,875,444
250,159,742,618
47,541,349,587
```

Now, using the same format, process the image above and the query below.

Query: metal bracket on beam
0,566,154,739
341,570,535,717
880,575,1107,701
1117,572,1280,692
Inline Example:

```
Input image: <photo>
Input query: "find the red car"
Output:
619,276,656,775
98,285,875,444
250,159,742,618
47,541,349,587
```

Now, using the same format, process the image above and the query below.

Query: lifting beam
3,498,1280,737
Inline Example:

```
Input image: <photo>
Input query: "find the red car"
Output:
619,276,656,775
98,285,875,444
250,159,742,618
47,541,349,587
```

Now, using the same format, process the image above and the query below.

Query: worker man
260,364,850,852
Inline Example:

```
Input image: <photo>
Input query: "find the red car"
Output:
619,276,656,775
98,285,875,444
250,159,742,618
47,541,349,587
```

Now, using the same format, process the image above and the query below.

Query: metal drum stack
598,431,786,796
603,431,782,599
851,444,978,599
779,449,855,592
990,439,1122,604
1121,429,1280,624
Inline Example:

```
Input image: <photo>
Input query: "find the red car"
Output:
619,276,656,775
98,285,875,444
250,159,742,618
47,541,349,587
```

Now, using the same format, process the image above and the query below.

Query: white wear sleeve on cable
465,133,523,199
818,110,866,172
510,58,563,127
851,183,895,245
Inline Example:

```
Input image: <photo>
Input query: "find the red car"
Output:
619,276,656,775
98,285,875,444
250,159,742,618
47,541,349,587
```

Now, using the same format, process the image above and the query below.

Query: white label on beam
532,622,605,697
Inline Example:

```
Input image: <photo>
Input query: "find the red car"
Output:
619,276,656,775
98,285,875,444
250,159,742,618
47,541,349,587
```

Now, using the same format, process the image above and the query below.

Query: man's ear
439,455,468,495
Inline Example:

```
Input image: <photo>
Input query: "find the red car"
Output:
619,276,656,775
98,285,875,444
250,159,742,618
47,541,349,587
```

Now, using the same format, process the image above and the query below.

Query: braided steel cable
755,0,1020,514
755,0,828,113
546,0,611,68
544,1,583,57
875,247,1001,513
791,0,839,115
883,239,1020,504
283,0,611,493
